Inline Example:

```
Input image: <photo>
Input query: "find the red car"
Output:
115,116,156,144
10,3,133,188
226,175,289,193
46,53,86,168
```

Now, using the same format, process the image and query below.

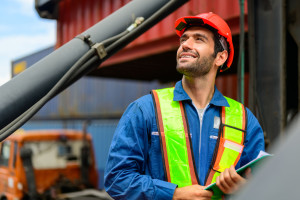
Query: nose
181,37,193,50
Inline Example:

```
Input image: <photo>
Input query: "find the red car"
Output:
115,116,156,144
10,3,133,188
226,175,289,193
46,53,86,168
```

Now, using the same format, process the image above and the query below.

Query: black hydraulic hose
0,23,137,140
0,0,189,141
64,1,179,92
105,0,187,60
0,0,188,132
0,25,133,141
65,55,100,89
0,51,98,141
102,30,130,47
66,30,131,84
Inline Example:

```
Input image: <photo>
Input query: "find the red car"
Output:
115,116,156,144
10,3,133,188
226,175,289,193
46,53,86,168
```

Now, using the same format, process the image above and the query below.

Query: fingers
216,168,232,193
244,167,252,179
216,165,246,194
229,165,246,184
200,190,214,198
172,185,213,200
195,185,213,198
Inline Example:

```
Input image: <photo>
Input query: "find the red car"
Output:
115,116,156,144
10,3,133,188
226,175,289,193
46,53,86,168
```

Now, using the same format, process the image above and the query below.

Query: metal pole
0,0,188,130
238,0,245,104
247,0,286,143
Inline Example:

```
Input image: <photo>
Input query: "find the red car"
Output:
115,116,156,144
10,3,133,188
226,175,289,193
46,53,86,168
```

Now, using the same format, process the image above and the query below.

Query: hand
216,165,251,194
172,184,213,200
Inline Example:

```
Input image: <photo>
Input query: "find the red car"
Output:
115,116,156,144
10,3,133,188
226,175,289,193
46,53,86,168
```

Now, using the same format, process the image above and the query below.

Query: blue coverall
105,81,265,200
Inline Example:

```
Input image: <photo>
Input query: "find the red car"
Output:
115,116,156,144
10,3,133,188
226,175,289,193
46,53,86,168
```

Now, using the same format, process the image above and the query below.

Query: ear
215,50,228,67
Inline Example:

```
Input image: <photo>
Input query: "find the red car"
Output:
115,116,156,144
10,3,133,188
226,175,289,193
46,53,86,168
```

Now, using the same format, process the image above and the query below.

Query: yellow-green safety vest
151,87,246,199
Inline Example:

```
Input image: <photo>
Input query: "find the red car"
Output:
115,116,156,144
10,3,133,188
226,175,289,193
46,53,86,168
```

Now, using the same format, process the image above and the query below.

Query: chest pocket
208,129,219,166
207,116,220,165
148,132,164,180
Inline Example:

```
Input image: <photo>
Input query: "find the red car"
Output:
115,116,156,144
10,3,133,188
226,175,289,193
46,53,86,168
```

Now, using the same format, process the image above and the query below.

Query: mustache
178,49,199,58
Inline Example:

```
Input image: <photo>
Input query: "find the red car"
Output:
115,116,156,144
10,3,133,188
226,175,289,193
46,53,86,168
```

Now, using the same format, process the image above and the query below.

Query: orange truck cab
0,129,98,200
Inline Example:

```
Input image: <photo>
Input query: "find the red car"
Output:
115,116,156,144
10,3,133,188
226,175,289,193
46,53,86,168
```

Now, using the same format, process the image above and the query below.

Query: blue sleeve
237,108,265,167
104,98,177,200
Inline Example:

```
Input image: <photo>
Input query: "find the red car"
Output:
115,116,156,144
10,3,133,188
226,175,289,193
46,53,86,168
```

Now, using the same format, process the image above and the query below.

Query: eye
180,37,187,44
196,37,204,42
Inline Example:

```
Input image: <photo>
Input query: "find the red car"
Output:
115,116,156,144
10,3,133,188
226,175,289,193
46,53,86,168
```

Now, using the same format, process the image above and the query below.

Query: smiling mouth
180,55,195,58
178,54,198,62
179,51,198,59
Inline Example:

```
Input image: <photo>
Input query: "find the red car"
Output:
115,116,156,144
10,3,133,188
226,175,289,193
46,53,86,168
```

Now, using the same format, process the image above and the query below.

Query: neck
182,73,216,109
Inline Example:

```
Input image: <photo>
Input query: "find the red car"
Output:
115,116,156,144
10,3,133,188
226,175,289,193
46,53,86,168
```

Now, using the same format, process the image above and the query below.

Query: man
104,12,265,200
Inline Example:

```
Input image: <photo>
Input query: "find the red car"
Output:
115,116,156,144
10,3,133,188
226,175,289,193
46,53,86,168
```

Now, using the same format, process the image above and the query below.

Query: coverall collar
173,80,230,107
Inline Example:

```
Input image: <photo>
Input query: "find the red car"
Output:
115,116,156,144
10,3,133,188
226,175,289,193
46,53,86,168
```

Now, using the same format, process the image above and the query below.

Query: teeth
181,55,194,58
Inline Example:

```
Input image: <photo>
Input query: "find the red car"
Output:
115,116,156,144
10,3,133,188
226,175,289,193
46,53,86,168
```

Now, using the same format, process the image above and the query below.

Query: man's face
176,26,216,77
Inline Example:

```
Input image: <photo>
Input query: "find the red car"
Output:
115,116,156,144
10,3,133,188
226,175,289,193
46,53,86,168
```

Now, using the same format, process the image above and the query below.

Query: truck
0,129,111,200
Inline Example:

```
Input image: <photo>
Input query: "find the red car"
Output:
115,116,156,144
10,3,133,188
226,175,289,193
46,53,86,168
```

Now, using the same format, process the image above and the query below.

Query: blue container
12,46,171,119
36,77,168,119
11,46,55,77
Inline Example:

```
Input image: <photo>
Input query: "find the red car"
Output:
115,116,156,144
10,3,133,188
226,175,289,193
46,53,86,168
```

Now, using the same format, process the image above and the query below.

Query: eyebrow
180,33,209,42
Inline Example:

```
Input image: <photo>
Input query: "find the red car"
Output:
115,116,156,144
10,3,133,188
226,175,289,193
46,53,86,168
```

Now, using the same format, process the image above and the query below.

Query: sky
0,0,56,85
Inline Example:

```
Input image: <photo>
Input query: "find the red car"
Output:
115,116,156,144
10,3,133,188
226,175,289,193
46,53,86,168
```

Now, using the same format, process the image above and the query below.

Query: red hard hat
175,12,234,71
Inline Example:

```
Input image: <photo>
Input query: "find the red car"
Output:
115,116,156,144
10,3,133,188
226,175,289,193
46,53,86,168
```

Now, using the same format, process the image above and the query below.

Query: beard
176,52,215,77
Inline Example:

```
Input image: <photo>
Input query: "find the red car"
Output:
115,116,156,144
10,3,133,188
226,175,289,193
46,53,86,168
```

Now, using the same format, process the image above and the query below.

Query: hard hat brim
174,14,234,70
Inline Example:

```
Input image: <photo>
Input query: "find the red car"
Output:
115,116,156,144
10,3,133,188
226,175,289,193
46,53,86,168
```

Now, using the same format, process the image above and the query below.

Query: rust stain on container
56,0,248,64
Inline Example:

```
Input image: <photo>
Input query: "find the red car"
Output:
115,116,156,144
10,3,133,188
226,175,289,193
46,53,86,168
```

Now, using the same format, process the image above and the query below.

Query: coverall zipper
193,103,209,182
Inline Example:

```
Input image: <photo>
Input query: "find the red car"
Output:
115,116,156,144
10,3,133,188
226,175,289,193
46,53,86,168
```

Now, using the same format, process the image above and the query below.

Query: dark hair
201,24,225,58
201,25,229,72
212,32,225,58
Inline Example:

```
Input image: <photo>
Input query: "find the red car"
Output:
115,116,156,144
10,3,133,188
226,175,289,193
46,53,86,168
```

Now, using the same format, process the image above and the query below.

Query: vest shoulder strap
151,88,199,187
152,88,247,190
205,96,247,186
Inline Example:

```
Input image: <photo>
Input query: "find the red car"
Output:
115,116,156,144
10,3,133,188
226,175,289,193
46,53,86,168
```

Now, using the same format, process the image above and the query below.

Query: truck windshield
23,140,84,169
0,141,11,167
